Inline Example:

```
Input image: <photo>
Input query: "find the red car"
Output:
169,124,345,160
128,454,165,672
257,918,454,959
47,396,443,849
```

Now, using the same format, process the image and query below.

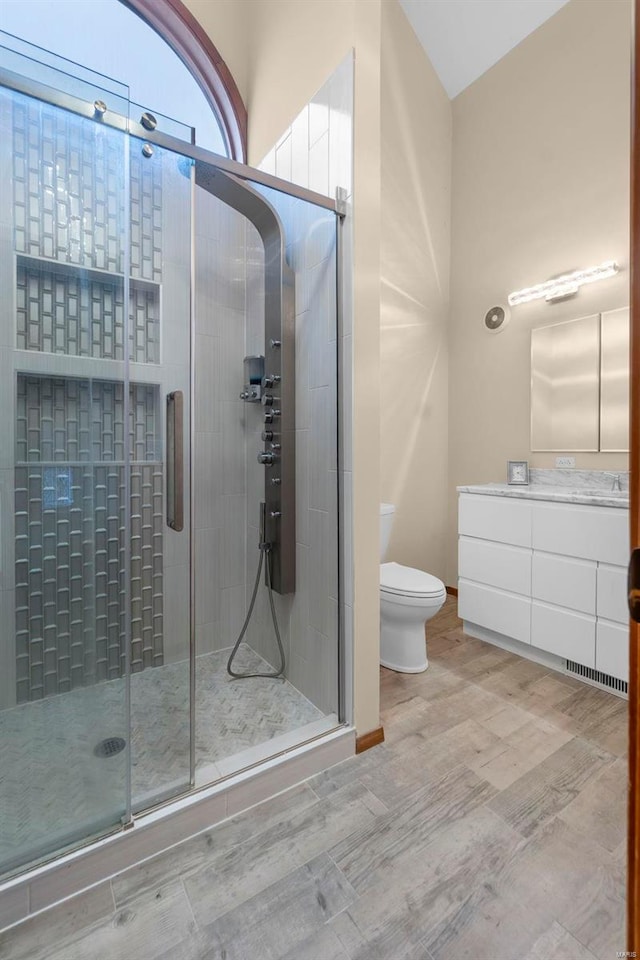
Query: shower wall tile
0,348,14,471
309,132,330,197
309,98,329,149
194,236,216,335
195,622,219,656
194,192,247,655
220,583,246,649
275,135,293,183
164,522,189,570
245,234,265,351
195,334,221,434
195,528,220,628
291,109,310,189
0,468,15,593
329,55,354,199
130,147,163,282
309,387,330,512
160,154,191,273
308,263,334,389
0,223,14,349
0,589,16,711
194,435,222,531
251,54,353,715
220,402,246,495
220,494,245,589
3,101,201,702
308,218,336,275
260,150,276,176
308,508,330,637
295,430,310,547
218,310,245,400
12,96,125,273
160,260,191,368
294,311,311,429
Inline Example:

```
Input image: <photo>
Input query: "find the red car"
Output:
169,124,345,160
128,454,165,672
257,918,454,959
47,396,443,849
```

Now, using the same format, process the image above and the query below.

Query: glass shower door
0,72,133,875
126,131,193,813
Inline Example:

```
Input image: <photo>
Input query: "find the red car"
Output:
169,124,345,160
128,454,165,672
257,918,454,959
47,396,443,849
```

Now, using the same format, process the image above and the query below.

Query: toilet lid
380,562,445,598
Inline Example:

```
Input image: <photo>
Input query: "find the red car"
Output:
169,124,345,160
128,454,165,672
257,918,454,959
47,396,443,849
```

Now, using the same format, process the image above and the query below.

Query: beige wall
243,0,356,166
380,0,451,582
182,0,251,105
182,0,383,737
448,0,632,584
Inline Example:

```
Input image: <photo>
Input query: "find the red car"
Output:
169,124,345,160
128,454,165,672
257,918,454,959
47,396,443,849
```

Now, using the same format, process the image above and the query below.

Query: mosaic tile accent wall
12,97,125,272
14,377,163,703
10,90,167,703
12,94,163,281
130,152,163,283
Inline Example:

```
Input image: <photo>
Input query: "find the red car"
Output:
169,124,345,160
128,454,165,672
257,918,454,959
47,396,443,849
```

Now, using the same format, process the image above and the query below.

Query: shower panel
194,164,296,595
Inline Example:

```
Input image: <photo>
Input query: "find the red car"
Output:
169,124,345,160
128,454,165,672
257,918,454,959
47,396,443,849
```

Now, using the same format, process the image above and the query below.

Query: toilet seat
380,561,445,599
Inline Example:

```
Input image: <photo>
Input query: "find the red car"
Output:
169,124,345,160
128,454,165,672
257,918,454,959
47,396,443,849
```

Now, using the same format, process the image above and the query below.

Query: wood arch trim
122,0,247,161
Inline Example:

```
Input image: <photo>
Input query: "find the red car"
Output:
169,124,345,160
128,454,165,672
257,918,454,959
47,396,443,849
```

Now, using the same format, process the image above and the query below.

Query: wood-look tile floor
1,598,627,960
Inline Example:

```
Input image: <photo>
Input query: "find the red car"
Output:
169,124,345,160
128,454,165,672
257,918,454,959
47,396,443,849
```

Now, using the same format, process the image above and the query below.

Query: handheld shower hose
226,503,286,680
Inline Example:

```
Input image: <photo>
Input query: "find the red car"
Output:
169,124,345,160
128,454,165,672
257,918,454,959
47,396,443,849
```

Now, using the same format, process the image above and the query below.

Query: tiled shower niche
16,259,160,364
14,376,163,703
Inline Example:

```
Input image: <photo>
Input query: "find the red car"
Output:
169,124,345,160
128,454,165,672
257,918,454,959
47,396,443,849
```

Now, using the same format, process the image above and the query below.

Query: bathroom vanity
457,472,629,691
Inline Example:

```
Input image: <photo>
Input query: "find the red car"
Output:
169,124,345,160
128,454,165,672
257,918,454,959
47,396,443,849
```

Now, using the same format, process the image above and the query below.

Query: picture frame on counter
507,460,529,485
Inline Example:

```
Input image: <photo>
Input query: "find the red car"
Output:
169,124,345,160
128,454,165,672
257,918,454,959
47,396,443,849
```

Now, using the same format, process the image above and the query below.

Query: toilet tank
380,503,396,561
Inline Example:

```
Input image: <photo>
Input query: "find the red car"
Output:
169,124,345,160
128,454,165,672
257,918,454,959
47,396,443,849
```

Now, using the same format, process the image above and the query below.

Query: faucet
604,472,622,491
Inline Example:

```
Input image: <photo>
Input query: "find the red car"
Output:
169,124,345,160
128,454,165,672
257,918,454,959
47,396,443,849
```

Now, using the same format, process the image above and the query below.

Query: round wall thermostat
483,304,511,333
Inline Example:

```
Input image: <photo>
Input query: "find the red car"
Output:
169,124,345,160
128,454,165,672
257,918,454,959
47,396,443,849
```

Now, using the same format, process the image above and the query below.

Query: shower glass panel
127,134,192,813
193,177,340,781
0,59,133,876
0,27,343,882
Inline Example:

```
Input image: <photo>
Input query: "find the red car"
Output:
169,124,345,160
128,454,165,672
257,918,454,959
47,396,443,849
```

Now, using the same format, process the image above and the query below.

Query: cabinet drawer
459,495,532,548
459,537,531,595
459,579,531,644
531,600,595,666
532,552,596,615
532,502,628,565
597,564,628,624
596,619,628,683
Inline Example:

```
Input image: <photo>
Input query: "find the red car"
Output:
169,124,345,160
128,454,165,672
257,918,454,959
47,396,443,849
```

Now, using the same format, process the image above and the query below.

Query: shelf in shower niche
15,254,161,293
12,350,164,385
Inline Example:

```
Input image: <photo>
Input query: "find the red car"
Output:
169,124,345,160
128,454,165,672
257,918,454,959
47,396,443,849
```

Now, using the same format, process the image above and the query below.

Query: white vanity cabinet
458,493,629,685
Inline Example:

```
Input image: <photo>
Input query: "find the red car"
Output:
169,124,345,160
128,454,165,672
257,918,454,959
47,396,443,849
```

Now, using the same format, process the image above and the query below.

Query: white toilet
380,503,446,673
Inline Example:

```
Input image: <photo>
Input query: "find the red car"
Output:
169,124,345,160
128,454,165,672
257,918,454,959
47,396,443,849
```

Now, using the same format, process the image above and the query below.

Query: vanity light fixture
508,260,619,306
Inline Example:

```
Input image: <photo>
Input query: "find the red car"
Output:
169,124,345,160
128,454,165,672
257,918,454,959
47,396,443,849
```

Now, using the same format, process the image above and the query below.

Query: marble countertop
457,469,629,508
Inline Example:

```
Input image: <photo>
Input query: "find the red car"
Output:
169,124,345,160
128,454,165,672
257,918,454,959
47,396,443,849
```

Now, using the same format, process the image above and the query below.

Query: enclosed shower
0,35,343,884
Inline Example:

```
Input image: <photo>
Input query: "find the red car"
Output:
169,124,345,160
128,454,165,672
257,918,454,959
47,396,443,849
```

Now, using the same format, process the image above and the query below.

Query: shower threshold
0,724,354,934
0,645,334,880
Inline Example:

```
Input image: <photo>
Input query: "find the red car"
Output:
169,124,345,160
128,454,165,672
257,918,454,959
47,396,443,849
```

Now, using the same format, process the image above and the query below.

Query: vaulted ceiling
398,0,570,99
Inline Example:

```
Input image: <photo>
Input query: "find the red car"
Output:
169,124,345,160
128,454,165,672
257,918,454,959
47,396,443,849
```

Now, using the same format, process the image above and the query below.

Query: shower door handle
166,391,184,532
